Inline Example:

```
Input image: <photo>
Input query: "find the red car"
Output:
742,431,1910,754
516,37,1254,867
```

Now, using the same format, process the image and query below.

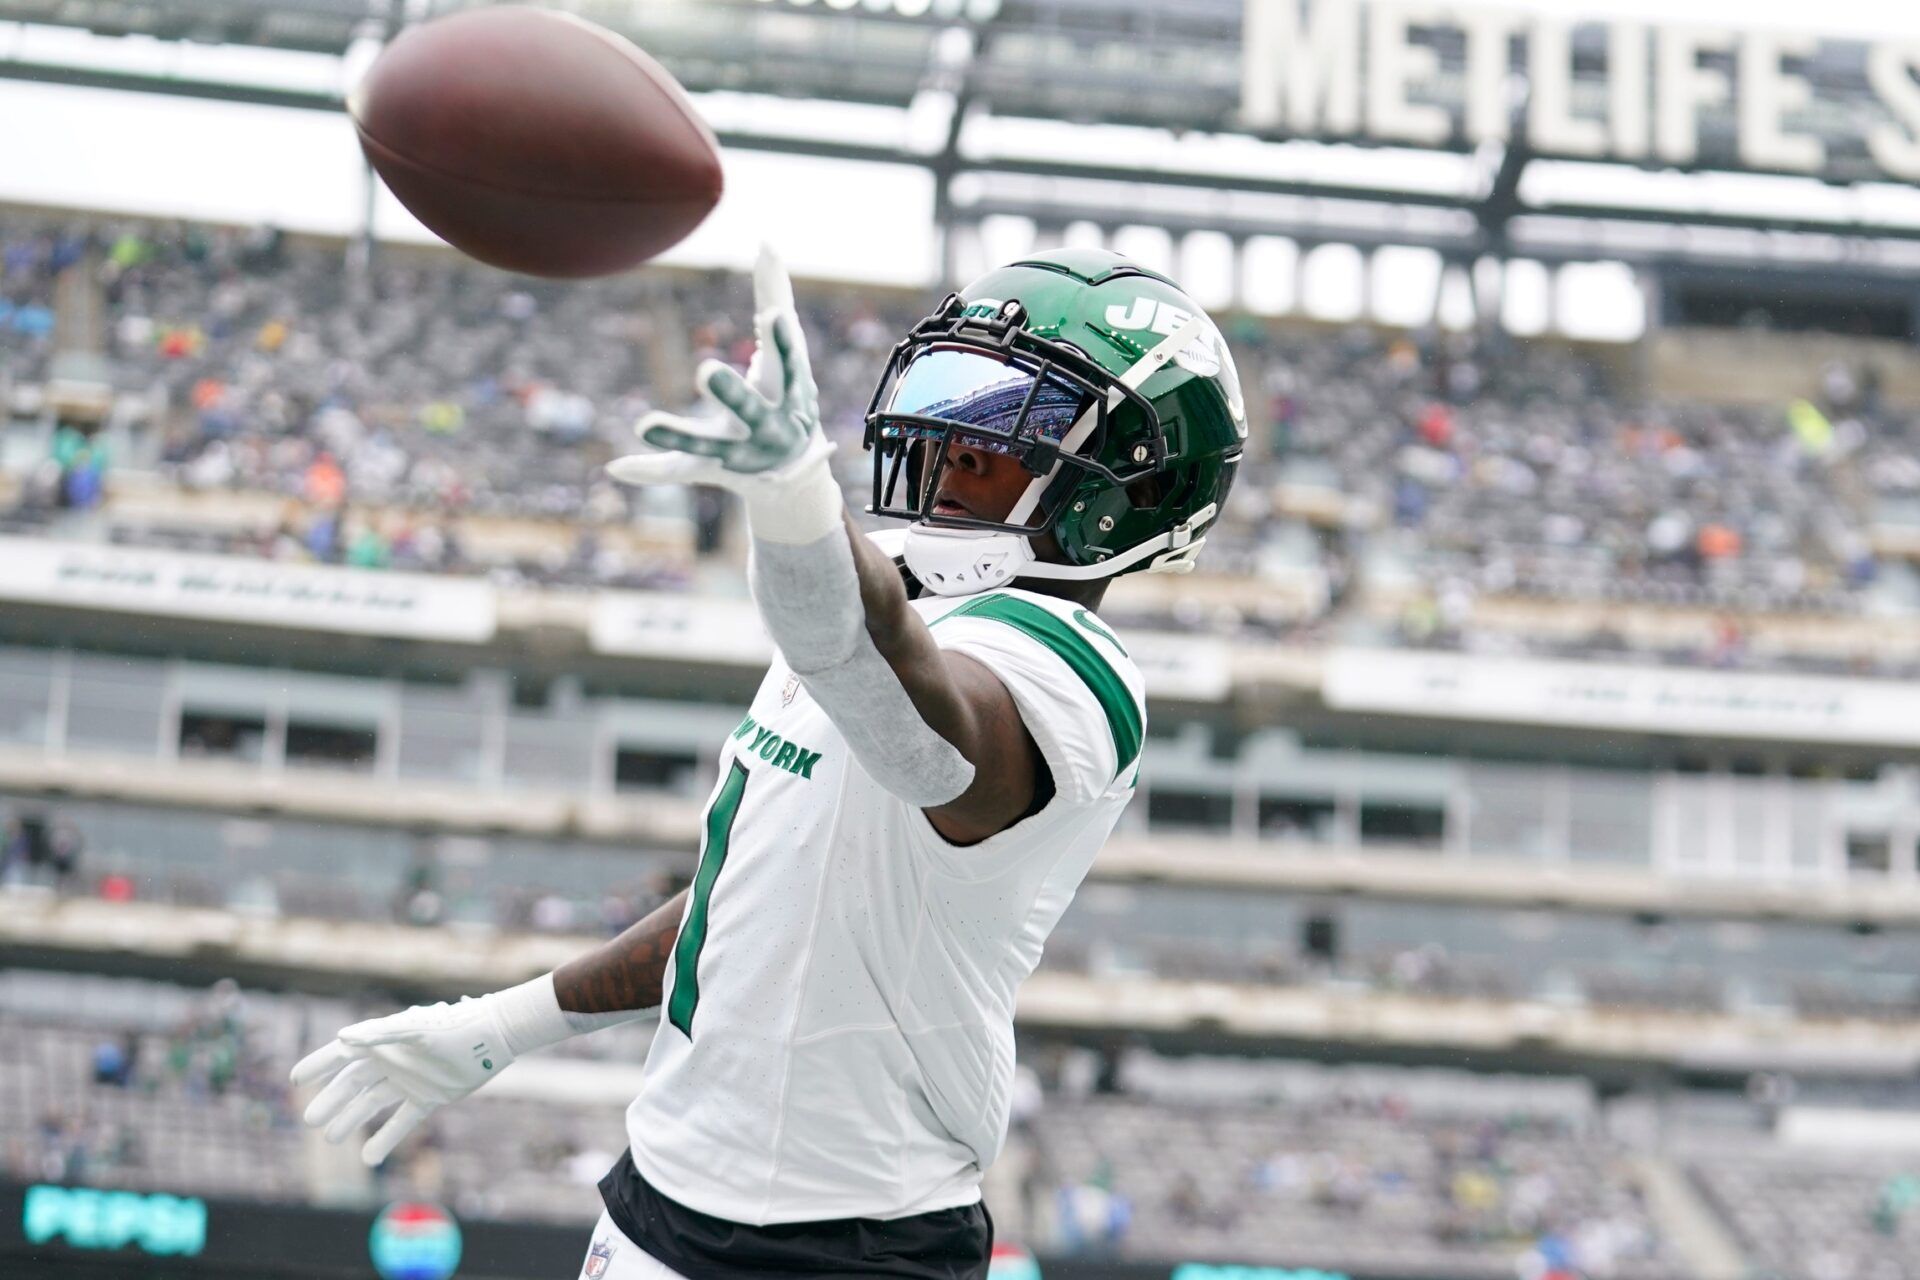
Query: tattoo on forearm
553,890,688,1015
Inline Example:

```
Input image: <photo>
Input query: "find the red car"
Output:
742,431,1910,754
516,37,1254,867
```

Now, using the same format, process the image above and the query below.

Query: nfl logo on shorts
584,1236,615,1279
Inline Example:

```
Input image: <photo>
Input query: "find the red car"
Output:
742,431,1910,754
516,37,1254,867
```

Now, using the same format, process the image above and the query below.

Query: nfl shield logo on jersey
782,672,802,706
583,1236,615,1279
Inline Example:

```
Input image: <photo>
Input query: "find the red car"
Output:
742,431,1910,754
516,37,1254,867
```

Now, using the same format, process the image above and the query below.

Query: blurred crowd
0,966,1914,1280
4,978,295,1191
1,216,915,588
393,851,687,940
4,967,1897,1280
5,799,694,952
1256,327,1900,616
1002,1050,1674,1279
0,224,64,385
6,213,1920,657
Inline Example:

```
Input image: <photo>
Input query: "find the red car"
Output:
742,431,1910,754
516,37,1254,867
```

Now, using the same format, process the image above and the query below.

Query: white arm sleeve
749,529,976,808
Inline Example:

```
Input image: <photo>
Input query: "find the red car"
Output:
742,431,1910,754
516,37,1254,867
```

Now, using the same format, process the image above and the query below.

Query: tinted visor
880,348,1091,454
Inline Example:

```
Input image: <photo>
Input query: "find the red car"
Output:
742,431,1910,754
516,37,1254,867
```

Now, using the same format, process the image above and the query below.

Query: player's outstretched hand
289,997,522,1166
607,243,841,546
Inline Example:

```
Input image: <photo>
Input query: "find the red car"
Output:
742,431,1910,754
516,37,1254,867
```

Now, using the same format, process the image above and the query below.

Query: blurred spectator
90,1032,138,1089
48,425,109,511
1054,1171,1131,1255
396,852,446,928
344,514,392,569
1,809,81,888
1872,1171,1919,1235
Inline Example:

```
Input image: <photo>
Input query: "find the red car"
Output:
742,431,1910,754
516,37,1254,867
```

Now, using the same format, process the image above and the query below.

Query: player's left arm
288,894,686,1166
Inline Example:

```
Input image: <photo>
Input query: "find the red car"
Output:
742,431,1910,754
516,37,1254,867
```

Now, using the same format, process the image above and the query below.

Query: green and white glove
608,244,842,546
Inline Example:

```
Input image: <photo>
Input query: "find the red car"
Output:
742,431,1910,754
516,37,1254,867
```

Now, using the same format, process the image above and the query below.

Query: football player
292,247,1244,1279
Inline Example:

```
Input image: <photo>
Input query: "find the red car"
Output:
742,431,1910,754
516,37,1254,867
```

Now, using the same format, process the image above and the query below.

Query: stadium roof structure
10,0,1920,290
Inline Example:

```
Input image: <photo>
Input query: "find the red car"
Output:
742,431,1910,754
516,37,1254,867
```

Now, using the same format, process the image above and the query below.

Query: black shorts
598,1149,991,1280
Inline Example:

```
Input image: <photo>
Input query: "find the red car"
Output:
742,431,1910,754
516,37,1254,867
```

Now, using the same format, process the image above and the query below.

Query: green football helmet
864,247,1247,596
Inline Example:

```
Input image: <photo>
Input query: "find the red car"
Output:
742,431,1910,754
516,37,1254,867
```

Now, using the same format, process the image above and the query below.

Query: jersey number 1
667,760,749,1038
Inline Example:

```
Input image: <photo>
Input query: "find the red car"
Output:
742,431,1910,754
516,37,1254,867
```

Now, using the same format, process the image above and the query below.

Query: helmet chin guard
901,501,1221,597
901,526,1037,596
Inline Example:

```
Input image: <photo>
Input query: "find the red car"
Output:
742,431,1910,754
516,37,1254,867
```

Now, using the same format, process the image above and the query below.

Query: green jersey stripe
939,594,1143,777
667,759,750,1038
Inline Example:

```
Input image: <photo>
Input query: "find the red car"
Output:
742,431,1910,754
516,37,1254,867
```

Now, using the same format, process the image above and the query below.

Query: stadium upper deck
7,209,1920,679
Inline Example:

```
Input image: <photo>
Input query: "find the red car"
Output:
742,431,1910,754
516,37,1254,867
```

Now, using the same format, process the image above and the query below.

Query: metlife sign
1242,0,1920,180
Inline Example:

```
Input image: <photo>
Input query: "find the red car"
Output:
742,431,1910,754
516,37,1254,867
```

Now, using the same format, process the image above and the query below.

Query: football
348,6,724,278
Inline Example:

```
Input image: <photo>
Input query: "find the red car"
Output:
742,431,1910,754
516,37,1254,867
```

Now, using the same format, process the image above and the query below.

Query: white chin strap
901,313,1218,598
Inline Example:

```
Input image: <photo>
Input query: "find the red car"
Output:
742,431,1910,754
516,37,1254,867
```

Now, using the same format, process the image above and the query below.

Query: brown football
349,6,723,278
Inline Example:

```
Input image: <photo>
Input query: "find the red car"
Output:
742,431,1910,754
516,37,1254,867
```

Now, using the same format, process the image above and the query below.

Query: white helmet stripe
1001,311,1211,528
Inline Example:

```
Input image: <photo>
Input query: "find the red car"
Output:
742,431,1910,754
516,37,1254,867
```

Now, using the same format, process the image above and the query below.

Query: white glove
607,243,842,546
289,975,571,1165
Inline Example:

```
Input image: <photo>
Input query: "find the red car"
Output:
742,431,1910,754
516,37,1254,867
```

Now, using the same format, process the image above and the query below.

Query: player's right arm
607,248,992,819
840,511,1043,843
291,890,686,1164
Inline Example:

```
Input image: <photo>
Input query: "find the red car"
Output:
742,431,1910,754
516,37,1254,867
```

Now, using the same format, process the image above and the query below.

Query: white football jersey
624,586,1145,1225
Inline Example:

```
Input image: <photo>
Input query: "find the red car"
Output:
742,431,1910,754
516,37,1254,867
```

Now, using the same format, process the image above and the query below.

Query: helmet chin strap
903,314,1212,598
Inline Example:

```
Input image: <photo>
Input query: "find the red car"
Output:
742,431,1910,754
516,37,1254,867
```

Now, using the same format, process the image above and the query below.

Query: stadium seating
10,788,1919,1024
1028,1093,1671,1278
6,967,1918,1278
0,222,64,388
27,969,1905,1280
0,971,648,1224
1690,1146,1920,1280
9,209,1920,670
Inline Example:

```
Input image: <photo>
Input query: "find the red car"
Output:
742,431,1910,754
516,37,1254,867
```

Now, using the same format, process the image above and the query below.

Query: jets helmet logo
1103,296,1224,376
1103,295,1247,436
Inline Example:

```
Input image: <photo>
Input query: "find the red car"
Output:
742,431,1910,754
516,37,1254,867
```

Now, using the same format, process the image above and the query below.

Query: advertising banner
1127,632,1233,704
593,591,1229,702
0,537,497,644
3,1181,1475,1280
589,591,777,666
1324,647,1920,746
1,1185,569,1280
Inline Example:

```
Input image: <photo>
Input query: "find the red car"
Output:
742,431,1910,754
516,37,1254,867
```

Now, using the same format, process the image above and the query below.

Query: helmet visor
879,348,1091,455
